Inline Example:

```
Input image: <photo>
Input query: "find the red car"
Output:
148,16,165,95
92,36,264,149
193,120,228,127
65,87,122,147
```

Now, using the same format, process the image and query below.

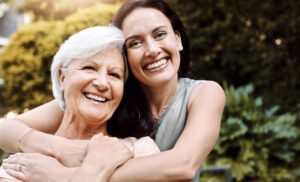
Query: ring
18,165,22,171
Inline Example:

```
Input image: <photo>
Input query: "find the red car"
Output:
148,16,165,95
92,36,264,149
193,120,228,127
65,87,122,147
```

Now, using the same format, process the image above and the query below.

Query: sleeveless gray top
155,78,203,182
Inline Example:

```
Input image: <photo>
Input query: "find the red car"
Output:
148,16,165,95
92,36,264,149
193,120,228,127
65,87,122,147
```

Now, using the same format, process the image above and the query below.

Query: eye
82,66,96,70
128,40,142,48
109,73,121,79
155,31,167,39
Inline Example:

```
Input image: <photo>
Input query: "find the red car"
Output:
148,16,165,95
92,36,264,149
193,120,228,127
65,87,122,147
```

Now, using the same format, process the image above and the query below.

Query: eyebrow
110,66,124,73
78,60,124,71
125,25,168,42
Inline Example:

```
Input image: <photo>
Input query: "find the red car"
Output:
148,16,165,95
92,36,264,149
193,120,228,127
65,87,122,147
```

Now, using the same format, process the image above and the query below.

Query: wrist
18,129,35,152
51,136,70,160
20,130,58,157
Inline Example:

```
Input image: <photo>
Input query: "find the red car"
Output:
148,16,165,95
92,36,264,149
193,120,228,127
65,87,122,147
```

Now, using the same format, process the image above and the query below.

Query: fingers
2,153,41,167
2,163,26,181
5,153,40,161
3,155,27,167
2,153,42,181
2,153,27,180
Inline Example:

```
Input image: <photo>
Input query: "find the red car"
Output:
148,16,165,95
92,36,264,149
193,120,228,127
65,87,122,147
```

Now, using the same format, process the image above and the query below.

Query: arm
108,81,225,182
0,100,87,167
3,135,133,182
0,100,63,153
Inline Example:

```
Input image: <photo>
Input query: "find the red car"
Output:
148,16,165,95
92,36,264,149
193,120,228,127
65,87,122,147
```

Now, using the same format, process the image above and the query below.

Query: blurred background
0,0,299,181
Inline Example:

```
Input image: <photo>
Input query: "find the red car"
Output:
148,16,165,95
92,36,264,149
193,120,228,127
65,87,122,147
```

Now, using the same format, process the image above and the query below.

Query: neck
141,76,178,119
55,109,107,139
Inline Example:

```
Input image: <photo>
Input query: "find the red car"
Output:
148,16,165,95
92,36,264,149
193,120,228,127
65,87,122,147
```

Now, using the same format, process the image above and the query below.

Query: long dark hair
108,0,191,139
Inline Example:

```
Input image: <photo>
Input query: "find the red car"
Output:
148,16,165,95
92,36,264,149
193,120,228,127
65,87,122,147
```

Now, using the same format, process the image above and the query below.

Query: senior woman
0,25,159,182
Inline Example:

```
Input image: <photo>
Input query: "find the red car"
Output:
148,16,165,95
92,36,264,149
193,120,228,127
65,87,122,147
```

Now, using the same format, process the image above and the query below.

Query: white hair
51,25,127,110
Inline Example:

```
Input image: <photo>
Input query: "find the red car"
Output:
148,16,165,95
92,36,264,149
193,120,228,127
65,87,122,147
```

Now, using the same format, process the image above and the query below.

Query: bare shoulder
188,80,226,109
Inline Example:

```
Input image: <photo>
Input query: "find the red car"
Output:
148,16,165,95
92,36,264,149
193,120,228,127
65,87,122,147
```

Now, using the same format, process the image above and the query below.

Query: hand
69,134,133,182
86,133,133,170
54,138,88,167
2,153,74,182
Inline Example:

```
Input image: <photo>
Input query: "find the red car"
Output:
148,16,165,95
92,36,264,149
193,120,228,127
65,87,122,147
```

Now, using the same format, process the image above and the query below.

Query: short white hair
51,25,127,110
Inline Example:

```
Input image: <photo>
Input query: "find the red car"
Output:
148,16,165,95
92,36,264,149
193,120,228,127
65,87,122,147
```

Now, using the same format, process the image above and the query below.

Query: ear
174,31,183,51
58,68,66,92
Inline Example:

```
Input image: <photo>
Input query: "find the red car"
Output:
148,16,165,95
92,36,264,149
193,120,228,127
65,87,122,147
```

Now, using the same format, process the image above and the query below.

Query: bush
166,0,300,113
201,83,300,182
0,3,120,112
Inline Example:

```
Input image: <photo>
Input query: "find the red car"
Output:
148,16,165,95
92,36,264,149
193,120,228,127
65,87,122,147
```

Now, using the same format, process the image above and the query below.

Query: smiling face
122,8,183,88
59,47,125,127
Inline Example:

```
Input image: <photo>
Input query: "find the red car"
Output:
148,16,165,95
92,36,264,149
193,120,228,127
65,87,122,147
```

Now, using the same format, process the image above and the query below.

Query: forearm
0,119,32,152
71,163,114,182
109,121,219,182
70,153,119,182
109,149,197,182
0,100,63,153
0,119,66,159
19,129,67,158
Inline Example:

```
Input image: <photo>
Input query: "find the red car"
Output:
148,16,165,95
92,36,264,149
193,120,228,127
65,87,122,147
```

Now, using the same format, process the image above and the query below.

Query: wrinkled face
60,47,125,126
122,8,183,87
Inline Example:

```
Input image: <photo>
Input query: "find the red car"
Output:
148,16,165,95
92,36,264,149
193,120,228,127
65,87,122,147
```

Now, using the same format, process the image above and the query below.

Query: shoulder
188,80,225,110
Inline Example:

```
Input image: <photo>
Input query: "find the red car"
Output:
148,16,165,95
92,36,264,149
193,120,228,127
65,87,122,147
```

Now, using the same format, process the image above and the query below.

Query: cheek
111,81,124,100
127,49,142,65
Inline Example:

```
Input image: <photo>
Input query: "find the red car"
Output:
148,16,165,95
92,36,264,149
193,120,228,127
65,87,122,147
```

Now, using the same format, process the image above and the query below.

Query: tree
166,0,300,113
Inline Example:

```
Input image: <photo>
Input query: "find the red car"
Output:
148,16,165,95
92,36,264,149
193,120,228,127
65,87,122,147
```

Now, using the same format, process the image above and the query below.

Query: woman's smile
84,93,107,102
123,8,183,87
60,47,125,125
143,57,169,71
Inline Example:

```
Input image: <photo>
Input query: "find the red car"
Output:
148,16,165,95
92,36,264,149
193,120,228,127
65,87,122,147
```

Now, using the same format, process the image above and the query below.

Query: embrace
0,0,225,182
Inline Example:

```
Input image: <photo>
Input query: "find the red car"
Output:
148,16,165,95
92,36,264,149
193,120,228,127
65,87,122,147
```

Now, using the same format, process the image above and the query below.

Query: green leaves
203,83,299,181
166,0,300,113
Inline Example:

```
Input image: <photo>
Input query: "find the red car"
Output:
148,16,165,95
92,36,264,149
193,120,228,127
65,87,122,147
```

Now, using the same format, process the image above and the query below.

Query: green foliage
20,0,122,21
0,3,120,112
0,149,10,165
201,83,300,182
166,0,300,113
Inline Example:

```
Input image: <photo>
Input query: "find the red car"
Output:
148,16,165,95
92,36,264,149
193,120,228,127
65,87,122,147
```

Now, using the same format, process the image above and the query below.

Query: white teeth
145,59,167,70
85,93,106,102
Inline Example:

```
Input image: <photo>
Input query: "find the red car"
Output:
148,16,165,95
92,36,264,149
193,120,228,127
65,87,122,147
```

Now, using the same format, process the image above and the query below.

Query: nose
92,72,109,91
145,38,161,57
